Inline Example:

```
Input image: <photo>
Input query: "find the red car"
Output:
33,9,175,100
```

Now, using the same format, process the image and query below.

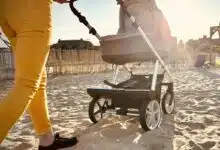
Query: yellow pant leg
27,69,52,135
1,22,52,137
0,0,52,143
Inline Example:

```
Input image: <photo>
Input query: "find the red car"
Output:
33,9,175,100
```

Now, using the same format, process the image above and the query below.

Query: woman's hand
54,0,69,4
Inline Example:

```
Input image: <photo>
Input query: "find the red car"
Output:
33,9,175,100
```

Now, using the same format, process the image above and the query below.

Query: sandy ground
0,68,220,150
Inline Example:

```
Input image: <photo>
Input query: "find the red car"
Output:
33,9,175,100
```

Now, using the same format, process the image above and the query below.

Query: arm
118,6,125,34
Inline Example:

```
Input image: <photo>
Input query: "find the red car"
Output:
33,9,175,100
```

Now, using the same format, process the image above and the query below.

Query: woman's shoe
38,133,78,150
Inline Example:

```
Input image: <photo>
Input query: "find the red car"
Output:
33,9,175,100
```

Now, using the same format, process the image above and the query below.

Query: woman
117,0,172,50
118,0,171,40
118,0,154,34
0,0,78,149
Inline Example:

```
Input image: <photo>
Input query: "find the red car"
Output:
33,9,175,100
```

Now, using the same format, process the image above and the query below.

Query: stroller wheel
161,92,175,114
88,97,111,123
139,100,161,131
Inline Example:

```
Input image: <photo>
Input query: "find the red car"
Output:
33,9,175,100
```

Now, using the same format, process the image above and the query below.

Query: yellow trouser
0,0,52,143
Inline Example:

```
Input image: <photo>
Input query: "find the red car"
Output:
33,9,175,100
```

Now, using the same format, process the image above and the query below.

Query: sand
0,68,220,150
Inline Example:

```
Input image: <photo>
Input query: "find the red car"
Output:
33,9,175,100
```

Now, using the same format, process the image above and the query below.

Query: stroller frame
69,0,175,131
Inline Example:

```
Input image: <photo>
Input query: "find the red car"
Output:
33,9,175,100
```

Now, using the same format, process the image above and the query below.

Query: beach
0,68,220,150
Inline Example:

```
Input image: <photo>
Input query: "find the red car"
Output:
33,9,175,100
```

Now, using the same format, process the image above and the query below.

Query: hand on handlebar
54,0,69,4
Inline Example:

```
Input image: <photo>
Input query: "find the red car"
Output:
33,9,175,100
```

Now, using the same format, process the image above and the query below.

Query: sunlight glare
157,0,201,41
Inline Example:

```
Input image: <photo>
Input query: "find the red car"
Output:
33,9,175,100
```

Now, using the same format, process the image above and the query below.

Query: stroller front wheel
139,99,161,131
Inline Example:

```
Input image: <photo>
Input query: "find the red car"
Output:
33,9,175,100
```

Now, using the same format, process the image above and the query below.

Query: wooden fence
46,49,112,76
0,48,112,81
0,47,195,81
0,49,14,80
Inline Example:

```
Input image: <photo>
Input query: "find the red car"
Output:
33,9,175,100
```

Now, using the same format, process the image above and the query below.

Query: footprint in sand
189,140,203,150
216,128,220,136
174,130,183,136
203,117,215,126
200,141,216,150
189,130,198,135
178,122,206,130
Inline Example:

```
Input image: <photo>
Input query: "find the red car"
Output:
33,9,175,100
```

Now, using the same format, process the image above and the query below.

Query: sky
1,0,220,47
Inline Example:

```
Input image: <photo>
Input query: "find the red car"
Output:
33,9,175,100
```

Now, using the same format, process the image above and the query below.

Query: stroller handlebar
69,0,102,41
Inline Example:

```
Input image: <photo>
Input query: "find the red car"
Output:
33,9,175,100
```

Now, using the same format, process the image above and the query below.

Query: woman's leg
0,27,50,144
0,0,51,143
1,1,78,148
27,69,51,135
1,22,53,145
27,69,55,146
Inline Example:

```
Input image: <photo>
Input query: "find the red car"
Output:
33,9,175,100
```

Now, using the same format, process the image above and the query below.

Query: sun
156,0,197,41
164,0,195,20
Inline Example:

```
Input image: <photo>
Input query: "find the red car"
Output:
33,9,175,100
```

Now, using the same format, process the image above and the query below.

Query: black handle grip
69,0,98,36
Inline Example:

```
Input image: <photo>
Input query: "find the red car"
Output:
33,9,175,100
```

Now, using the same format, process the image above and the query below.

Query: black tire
161,92,175,114
139,100,161,131
88,97,109,124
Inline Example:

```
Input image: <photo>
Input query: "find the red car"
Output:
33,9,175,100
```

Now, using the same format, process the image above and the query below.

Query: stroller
69,0,175,131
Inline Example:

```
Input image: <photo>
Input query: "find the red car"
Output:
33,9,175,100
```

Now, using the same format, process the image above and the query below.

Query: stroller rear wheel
139,99,161,131
88,97,111,123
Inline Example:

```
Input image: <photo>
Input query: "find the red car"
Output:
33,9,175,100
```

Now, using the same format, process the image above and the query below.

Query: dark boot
38,133,78,150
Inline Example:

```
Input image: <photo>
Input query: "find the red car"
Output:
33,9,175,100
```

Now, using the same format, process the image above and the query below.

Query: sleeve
117,7,125,34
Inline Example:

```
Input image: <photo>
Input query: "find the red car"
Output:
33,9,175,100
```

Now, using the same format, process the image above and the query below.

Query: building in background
51,38,99,50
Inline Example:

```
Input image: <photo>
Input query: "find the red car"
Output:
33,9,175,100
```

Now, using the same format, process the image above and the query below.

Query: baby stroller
69,0,175,131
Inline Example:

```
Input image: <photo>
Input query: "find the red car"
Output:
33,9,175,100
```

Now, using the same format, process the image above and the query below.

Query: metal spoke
146,109,151,115
101,111,103,118
150,115,157,128
150,101,155,111
166,95,172,105
94,110,102,115
102,100,108,108
152,106,160,115
147,115,152,127
97,101,102,108
93,98,111,121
